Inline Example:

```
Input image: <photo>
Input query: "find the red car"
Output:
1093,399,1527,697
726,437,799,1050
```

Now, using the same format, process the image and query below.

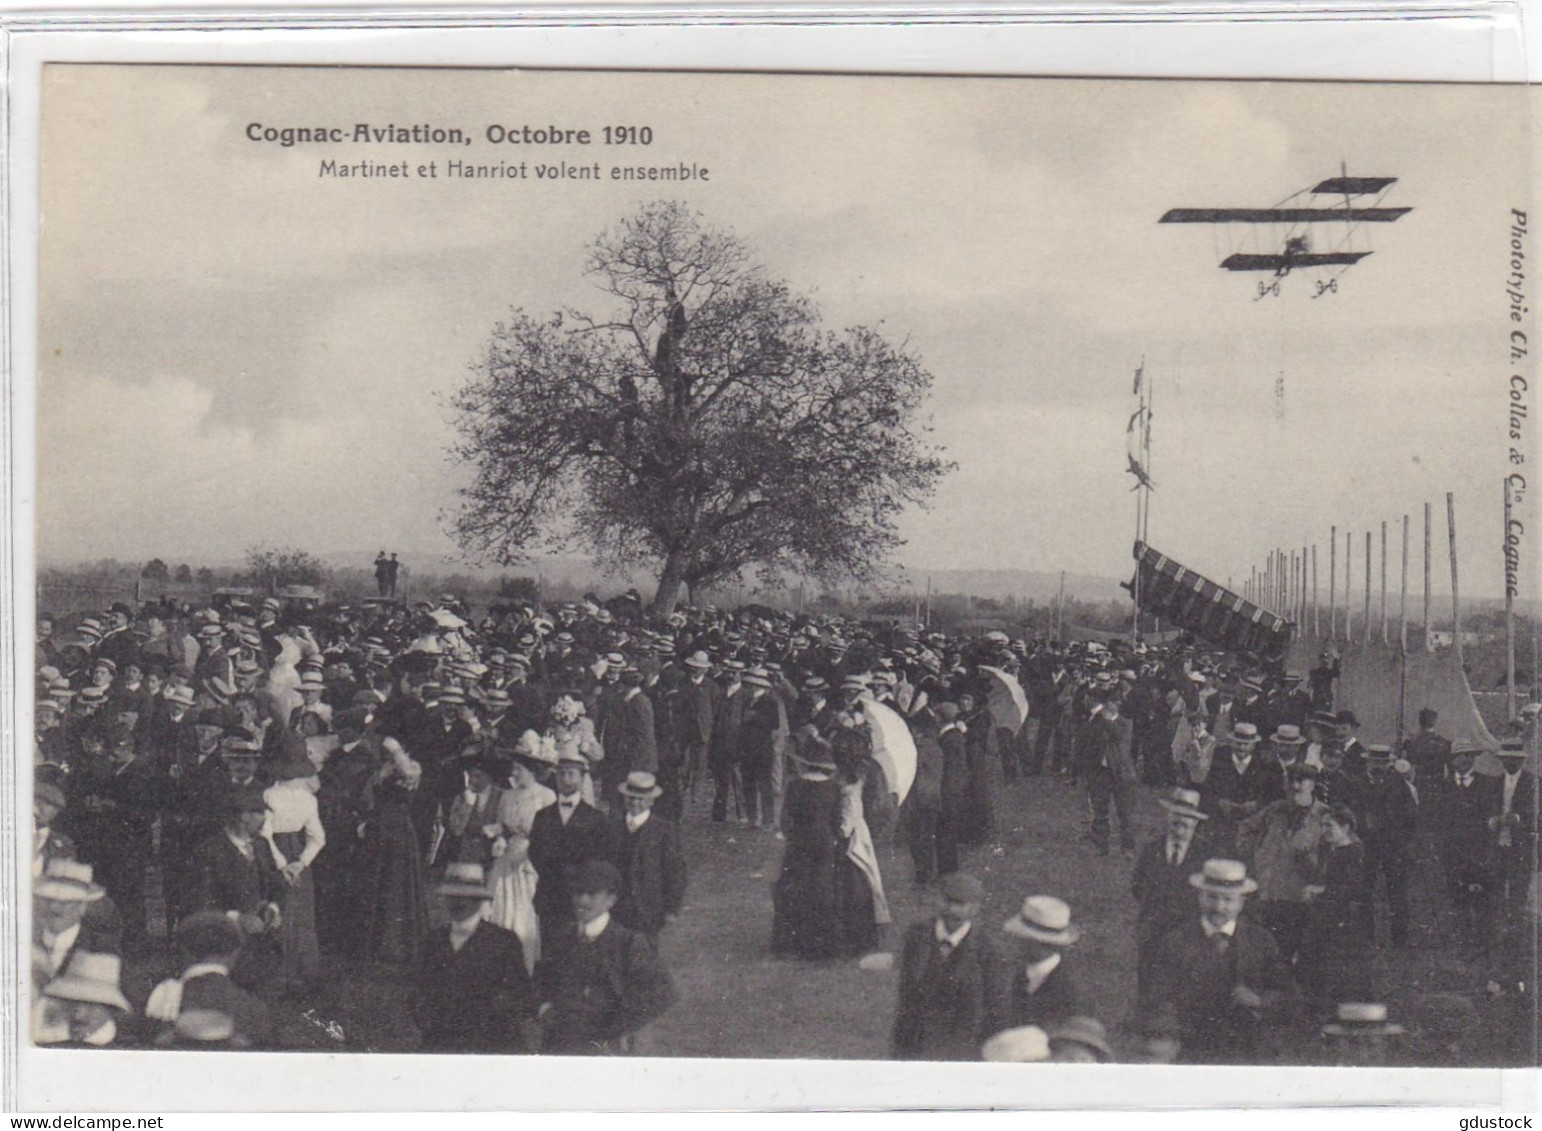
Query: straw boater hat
165,685,197,710
1270,724,1306,746
1228,722,1261,747
1362,743,1396,764
44,951,131,1013
1047,1016,1113,1061
743,668,772,689
436,861,492,899
1158,787,1209,821
36,858,106,903
35,777,67,811
980,1025,1051,1063
1189,858,1259,896
618,771,664,800
1322,1002,1404,1037
1002,896,1080,946
802,675,828,693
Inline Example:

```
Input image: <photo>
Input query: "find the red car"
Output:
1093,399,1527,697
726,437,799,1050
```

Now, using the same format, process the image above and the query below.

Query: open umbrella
980,665,1029,736
863,698,918,805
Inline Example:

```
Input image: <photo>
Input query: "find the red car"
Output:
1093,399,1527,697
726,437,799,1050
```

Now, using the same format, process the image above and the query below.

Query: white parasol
980,665,1030,736
863,698,918,805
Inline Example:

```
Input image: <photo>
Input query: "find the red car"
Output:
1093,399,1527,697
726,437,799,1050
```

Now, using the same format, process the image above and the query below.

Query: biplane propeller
1160,173,1410,280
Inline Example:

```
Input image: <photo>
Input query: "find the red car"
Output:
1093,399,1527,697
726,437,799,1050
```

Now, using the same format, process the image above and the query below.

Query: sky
34,66,1536,600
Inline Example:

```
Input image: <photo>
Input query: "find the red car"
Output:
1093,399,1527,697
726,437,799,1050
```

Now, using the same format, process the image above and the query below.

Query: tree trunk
652,547,690,615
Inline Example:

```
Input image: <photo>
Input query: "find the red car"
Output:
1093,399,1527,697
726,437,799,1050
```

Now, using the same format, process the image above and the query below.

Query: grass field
120,741,1531,1066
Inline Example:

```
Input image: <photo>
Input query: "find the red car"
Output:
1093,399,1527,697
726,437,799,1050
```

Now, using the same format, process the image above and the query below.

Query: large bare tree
447,201,951,613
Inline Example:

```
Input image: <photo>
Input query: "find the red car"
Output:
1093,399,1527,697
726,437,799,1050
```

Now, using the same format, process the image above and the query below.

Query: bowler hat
940,872,986,905
437,861,492,899
569,859,622,895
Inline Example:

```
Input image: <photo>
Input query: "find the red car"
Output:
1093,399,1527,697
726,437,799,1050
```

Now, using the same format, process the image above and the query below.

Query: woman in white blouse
486,730,557,974
263,751,326,996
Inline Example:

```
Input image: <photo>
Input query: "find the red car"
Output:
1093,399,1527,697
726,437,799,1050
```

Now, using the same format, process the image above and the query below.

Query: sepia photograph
21,60,1539,1081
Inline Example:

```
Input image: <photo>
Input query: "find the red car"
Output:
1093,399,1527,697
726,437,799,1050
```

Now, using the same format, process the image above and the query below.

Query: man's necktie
1211,933,1230,955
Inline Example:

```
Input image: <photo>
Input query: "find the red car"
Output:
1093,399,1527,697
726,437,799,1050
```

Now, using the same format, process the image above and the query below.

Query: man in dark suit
148,911,273,1049
1486,741,1537,927
1201,723,1273,855
610,772,687,943
1342,744,1420,948
412,863,535,1053
667,652,719,815
995,895,1084,1032
1431,741,1495,956
891,872,1006,1060
528,754,618,948
535,860,675,1055
709,665,747,822
1078,690,1138,857
1402,708,1452,784
1131,788,1212,999
1144,858,1300,1064
182,784,284,990
604,667,659,799
65,728,162,951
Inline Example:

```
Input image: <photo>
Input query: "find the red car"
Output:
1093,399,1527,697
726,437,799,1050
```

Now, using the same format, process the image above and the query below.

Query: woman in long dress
355,733,429,967
263,752,327,995
487,730,556,975
547,695,603,807
772,730,843,960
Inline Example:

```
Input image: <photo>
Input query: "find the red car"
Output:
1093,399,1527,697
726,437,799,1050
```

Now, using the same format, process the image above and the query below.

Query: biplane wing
1220,251,1372,272
1312,176,1397,196
1160,207,1412,224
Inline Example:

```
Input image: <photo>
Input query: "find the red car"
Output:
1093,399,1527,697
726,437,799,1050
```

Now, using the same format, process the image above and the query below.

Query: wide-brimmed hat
1270,724,1306,746
436,861,492,899
1047,1016,1113,1061
618,771,663,800
981,1025,1050,1063
1158,788,1208,821
511,729,557,768
1322,1001,1404,1037
683,651,712,671
156,1009,237,1046
1189,858,1259,895
36,858,106,903
44,950,131,1013
1002,895,1080,945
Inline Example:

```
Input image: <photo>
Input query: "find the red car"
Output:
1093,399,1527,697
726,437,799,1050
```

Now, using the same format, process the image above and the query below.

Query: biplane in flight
1160,172,1411,283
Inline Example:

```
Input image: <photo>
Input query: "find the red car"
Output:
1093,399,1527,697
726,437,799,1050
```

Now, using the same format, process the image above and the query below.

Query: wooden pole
1301,543,1309,626
1312,544,1320,637
1329,526,1337,639
1345,529,1353,642
1380,520,1389,645
1447,493,1463,663
1505,478,1517,720
1363,532,1372,646
1400,515,1409,653
1423,502,1432,647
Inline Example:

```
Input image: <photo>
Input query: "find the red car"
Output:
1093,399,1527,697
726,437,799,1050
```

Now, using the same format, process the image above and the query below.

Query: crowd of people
28,590,1539,1063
